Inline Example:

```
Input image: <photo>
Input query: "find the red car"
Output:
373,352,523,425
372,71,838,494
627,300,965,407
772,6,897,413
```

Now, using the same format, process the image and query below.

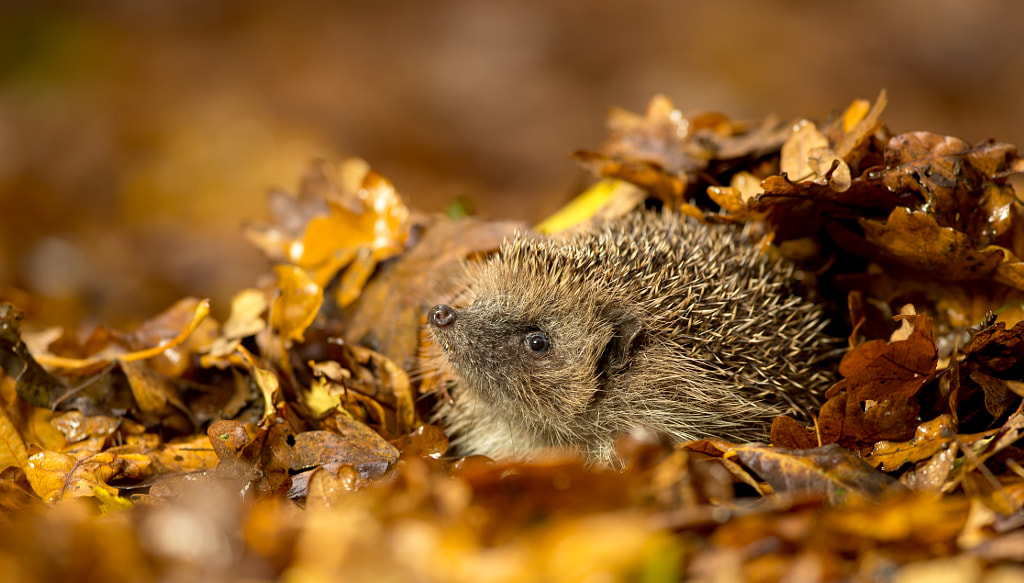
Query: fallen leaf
301,462,365,505
865,414,957,471
291,425,398,476
730,443,904,505
25,450,152,503
575,95,793,205
962,318,1024,371
207,419,293,498
51,411,124,445
534,179,648,234
832,89,888,161
572,149,687,203
751,173,913,242
818,391,920,449
391,425,449,459
311,342,418,437
877,133,1024,245
201,288,269,365
120,360,186,420
829,312,938,402
969,367,1019,418
31,298,211,375
0,406,29,474
0,303,66,407
770,415,818,449
602,94,706,175
861,207,1005,282
900,440,960,493
147,434,218,473
780,119,830,182
270,265,323,347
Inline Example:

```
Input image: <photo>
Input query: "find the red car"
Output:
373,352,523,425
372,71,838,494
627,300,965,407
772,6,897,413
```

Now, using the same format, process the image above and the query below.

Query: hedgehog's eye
525,332,551,354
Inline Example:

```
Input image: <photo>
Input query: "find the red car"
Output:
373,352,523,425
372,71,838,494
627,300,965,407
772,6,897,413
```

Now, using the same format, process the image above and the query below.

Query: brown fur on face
428,212,834,465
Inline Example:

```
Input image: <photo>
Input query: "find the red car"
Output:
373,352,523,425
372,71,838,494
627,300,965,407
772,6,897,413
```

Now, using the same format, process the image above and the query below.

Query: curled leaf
32,298,211,374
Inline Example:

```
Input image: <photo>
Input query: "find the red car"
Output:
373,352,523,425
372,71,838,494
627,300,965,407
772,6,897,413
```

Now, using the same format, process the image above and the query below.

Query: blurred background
2,0,1022,326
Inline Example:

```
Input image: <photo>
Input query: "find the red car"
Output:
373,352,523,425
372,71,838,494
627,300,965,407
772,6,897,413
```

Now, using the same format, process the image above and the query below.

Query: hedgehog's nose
428,304,457,328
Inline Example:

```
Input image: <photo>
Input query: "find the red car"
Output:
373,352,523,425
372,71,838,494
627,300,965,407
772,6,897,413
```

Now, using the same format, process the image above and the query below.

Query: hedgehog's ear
599,310,643,374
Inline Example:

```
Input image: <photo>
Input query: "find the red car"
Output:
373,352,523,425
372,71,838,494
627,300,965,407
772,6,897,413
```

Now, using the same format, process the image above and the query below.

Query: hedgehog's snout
428,304,457,329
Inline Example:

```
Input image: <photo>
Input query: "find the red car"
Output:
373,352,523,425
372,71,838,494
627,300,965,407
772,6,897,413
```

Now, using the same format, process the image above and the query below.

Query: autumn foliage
2,92,1024,582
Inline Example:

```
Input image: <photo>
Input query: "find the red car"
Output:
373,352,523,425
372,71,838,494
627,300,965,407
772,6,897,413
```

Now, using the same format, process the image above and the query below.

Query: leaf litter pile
3,91,1024,582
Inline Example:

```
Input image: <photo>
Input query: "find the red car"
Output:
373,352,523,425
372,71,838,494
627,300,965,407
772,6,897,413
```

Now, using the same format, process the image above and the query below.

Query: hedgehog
426,211,835,465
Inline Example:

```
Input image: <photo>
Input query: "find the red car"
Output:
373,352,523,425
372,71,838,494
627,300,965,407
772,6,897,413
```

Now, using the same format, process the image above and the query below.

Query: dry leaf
730,443,904,505
25,450,151,503
0,304,67,407
829,312,938,402
861,208,1006,282
0,406,29,474
770,415,818,449
865,414,956,472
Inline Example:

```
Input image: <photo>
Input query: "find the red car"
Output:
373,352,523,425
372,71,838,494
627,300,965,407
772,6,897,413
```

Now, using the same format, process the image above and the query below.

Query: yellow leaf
707,171,764,215
222,288,269,339
120,359,169,415
24,407,68,452
842,98,871,133
780,120,828,182
865,414,956,472
290,167,410,298
303,376,342,418
34,299,211,371
296,211,362,273
203,289,268,365
26,451,109,502
250,366,281,422
334,247,382,308
271,265,323,345
149,434,219,473
26,450,149,503
0,406,29,473
835,89,887,158
730,443,903,505
535,179,621,234
93,485,133,513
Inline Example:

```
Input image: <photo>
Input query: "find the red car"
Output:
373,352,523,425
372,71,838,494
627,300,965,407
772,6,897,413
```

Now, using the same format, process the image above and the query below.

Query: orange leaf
770,415,818,449
271,265,323,345
119,360,170,416
864,414,956,471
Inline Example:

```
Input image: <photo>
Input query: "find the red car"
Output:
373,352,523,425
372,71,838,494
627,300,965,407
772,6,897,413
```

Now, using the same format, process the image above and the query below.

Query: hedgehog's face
428,278,642,430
